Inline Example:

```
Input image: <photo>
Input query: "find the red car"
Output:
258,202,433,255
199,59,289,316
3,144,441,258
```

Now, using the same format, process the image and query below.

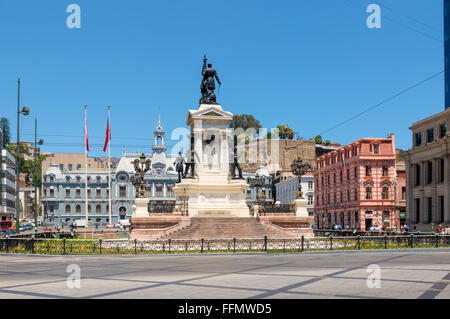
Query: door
365,218,372,231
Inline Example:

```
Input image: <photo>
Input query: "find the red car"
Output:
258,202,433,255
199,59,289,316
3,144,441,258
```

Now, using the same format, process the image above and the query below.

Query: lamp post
248,173,265,215
34,118,44,234
15,78,30,233
290,157,311,199
130,154,151,198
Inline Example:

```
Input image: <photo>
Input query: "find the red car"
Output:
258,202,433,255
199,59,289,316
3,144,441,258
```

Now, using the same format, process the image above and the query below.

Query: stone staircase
162,216,298,239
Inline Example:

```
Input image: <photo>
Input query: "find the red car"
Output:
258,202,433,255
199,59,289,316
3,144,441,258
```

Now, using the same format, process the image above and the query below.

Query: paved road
0,249,449,299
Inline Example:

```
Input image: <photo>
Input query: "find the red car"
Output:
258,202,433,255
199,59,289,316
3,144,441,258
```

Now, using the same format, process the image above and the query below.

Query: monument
173,56,250,217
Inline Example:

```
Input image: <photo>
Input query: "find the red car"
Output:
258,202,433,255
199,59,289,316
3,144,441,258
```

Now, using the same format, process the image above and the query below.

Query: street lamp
290,157,311,199
248,173,265,214
130,154,151,198
34,118,44,234
15,78,30,233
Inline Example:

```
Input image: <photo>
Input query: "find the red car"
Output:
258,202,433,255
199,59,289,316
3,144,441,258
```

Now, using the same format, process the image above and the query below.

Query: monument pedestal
132,198,150,218
174,103,250,218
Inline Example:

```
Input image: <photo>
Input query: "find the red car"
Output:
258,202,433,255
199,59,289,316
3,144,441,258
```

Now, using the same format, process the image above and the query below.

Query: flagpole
107,105,112,225
84,104,88,228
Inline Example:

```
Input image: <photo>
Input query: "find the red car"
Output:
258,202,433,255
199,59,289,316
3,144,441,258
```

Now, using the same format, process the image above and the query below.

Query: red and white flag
103,118,111,152
84,113,89,152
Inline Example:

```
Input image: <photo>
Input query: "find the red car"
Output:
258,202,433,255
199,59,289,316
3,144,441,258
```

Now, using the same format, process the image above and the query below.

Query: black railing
1,235,449,255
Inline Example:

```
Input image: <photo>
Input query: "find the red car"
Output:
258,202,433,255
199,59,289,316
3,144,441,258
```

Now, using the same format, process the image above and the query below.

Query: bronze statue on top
200,55,221,104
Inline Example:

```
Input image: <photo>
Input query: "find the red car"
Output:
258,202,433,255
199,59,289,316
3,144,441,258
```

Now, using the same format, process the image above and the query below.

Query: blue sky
0,0,445,157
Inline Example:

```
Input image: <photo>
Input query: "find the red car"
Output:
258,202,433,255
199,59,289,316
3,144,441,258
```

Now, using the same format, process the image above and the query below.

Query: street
0,249,449,299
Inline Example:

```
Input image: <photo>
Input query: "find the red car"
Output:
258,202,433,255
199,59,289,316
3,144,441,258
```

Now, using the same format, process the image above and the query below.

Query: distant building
41,117,178,223
314,134,404,231
274,172,314,216
0,148,16,220
404,108,449,231
244,166,274,206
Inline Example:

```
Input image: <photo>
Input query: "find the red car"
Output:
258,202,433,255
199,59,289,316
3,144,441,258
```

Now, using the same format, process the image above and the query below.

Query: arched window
65,205,71,213
76,176,81,183
66,176,71,183
76,205,81,213
96,176,101,183
366,187,372,200
96,205,101,213
87,176,91,183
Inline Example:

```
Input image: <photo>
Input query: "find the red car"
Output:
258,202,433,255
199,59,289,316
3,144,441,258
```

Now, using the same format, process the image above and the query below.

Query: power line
318,69,445,136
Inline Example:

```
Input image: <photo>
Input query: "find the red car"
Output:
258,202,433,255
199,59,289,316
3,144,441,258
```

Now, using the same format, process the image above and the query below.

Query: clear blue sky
0,0,445,157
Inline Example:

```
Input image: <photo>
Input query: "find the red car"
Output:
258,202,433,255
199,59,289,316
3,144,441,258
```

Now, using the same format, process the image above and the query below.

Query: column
420,161,426,224
151,183,155,198
163,182,167,198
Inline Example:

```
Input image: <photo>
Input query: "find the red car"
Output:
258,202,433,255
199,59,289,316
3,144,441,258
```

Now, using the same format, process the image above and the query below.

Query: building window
415,164,421,186
88,205,91,213
366,187,372,200
440,124,447,138
426,128,434,143
50,189,54,197
76,205,81,213
374,144,379,154
59,164,64,171
401,187,406,200
415,199,420,223
96,205,101,213
77,164,81,170
415,132,422,146
96,188,101,199
76,188,81,199
307,195,313,205
365,166,371,177
347,168,350,180
308,181,313,190
382,187,389,200
76,176,81,183
354,167,357,178
427,161,432,184
68,164,73,171
65,188,70,198
439,159,445,183
96,176,101,183
66,176,71,183
120,186,126,197
65,205,71,213
382,166,388,177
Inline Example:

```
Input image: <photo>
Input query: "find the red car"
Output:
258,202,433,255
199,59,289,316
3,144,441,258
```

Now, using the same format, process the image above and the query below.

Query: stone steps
163,217,298,239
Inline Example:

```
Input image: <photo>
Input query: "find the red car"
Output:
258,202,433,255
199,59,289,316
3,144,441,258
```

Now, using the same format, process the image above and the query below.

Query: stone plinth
132,198,150,218
258,214,314,238
294,198,309,218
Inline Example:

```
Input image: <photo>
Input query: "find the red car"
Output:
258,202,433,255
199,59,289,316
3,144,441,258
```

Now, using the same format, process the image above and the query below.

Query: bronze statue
200,55,221,104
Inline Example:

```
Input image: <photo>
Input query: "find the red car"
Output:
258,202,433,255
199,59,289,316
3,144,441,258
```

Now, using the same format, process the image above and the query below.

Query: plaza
0,250,449,299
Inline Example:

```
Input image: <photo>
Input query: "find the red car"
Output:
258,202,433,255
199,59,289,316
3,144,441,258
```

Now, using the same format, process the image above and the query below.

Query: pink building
314,134,405,231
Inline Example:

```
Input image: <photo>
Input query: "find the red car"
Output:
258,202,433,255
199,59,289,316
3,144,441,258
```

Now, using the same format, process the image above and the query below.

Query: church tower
152,114,167,154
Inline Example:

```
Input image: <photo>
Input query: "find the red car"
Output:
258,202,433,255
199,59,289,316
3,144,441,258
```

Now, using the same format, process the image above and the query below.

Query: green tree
0,117,11,146
229,114,262,133
277,125,295,139
6,143,46,187
314,135,323,144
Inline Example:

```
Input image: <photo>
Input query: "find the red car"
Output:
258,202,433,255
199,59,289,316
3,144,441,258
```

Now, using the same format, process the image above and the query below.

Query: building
274,172,314,216
404,108,449,231
41,153,115,180
41,117,178,223
0,148,16,220
314,134,404,231
244,166,274,206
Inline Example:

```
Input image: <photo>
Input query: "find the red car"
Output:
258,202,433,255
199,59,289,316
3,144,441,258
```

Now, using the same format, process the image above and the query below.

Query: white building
274,172,314,215
0,147,16,220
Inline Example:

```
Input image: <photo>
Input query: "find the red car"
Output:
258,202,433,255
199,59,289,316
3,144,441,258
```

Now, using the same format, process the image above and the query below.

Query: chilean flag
103,119,111,152
84,115,89,152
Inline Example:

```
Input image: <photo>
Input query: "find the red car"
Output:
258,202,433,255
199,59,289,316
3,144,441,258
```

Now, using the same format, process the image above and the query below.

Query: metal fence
0,235,449,255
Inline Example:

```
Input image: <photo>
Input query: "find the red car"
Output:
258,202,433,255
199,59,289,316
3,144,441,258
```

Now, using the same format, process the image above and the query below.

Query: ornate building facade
314,134,404,231
41,118,179,223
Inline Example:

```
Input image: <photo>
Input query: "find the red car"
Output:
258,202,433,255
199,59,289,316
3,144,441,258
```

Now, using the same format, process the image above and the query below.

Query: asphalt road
0,249,449,299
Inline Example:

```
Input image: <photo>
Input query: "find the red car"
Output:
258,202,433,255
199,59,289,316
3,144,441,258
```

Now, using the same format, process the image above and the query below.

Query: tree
277,125,295,139
0,117,11,146
229,114,262,133
314,135,323,144
6,143,47,187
